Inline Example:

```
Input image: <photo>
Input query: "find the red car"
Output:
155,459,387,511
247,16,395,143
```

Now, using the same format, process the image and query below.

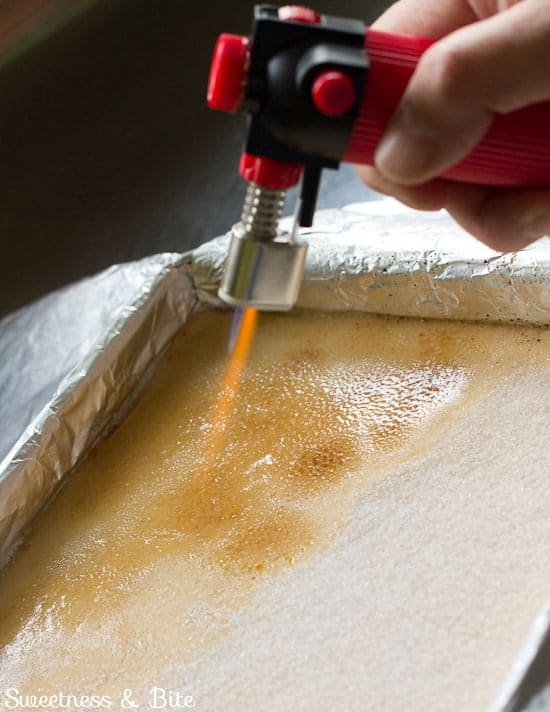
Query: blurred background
0,0,393,317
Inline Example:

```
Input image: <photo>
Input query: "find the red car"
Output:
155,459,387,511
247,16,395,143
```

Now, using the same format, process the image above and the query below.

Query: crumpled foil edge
0,253,195,564
191,201,550,325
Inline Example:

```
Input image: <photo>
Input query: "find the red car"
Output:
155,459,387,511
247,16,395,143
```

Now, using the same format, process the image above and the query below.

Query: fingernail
375,113,436,185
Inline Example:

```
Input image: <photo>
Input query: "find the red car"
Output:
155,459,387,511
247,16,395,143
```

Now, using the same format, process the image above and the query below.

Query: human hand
358,0,550,251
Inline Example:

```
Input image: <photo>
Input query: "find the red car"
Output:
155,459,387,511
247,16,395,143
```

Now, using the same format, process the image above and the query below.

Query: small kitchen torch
207,4,550,312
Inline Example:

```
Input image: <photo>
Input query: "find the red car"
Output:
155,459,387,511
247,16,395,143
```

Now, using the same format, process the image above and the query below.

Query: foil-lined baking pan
0,199,549,709
0,253,195,562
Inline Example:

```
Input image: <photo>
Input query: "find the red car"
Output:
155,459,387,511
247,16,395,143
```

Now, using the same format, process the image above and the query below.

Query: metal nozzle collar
218,183,308,311
219,226,307,311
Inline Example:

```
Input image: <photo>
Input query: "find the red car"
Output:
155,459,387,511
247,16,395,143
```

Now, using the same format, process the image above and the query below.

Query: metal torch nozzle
218,183,307,311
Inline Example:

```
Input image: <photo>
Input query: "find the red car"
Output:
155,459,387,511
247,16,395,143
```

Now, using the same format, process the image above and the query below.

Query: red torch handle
344,29,550,187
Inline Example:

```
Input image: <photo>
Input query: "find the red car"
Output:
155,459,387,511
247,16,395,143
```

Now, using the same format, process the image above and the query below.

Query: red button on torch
239,153,302,190
207,33,249,113
311,70,357,117
278,5,321,24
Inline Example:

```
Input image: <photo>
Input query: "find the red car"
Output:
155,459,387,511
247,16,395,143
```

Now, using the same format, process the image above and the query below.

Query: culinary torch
207,4,550,312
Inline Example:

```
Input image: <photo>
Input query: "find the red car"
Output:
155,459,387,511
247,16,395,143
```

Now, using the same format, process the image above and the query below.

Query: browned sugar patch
0,312,548,657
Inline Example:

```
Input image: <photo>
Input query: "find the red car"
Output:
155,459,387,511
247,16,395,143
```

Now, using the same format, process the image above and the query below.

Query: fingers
446,186,550,251
360,0,550,251
357,166,550,251
371,0,476,37
373,0,550,186
356,166,450,211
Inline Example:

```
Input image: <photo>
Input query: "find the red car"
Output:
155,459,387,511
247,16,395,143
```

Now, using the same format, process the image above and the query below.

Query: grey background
0,0,392,318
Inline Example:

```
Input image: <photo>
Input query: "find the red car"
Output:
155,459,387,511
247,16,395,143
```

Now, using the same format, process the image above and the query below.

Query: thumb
374,0,550,185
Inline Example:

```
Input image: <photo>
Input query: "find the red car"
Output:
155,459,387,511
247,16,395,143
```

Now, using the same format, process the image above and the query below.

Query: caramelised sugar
0,311,548,707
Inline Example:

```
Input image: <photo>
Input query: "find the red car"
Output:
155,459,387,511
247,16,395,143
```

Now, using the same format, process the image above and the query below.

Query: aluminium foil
0,199,549,709
193,200,550,323
2,198,550,560
0,253,195,563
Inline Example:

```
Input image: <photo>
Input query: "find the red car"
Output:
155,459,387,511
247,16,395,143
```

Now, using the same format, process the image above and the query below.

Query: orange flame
207,308,259,460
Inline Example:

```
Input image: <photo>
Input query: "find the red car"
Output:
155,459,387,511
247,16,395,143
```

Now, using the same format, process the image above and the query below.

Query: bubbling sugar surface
0,311,548,711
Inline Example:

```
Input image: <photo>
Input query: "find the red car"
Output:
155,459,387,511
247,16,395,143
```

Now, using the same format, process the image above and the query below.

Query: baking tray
0,199,549,709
